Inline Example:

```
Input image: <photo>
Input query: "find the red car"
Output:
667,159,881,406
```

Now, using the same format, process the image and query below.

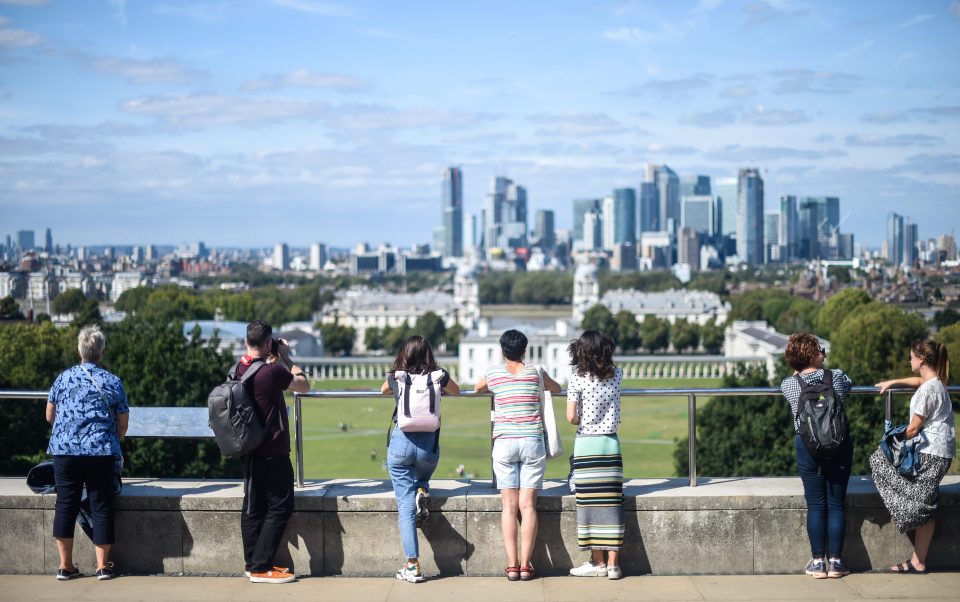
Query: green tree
933,308,960,331
773,298,820,335
671,318,700,353
614,310,641,352
364,326,384,351
0,296,24,320
443,323,465,354
321,322,356,356
816,288,874,339
414,311,447,349
580,304,616,339
52,289,87,315
674,363,794,477
382,323,413,354
827,265,852,285
114,286,153,314
700,317,725,354
71,299,102,329
936,322,960,385
640,315,670,353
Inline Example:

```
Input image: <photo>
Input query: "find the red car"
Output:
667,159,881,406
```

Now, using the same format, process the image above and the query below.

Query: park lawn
291,377,721,480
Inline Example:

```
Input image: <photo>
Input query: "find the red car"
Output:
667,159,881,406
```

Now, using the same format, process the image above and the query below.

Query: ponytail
913,339,950,384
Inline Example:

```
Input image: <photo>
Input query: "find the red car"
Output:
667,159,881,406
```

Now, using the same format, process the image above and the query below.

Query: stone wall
1,476,957,576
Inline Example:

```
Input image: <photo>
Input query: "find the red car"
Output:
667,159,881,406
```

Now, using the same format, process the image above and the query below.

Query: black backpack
795,370,849,456
208,360,267,457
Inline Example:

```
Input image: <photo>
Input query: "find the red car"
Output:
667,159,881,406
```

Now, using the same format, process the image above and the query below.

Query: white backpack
388,369,445,432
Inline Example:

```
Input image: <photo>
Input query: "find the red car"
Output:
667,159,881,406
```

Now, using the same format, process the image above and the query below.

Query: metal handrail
7,385,958,489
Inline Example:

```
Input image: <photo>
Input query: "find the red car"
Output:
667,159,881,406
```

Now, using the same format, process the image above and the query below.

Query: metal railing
6,385,958,489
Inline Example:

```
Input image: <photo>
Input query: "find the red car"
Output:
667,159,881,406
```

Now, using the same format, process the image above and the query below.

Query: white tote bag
538,366,563,459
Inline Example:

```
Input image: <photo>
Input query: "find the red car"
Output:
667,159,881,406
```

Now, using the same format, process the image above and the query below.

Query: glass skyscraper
736,168,764,265
441,167,463,257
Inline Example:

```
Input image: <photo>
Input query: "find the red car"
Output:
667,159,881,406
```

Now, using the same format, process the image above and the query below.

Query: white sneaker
607,565,623,579
569,561,607,577
396,562,425,583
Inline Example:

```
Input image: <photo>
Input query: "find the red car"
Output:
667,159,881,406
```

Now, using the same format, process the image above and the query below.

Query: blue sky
1,0,958,249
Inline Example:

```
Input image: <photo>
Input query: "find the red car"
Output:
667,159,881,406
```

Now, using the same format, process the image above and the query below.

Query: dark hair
246,319,273,347
568,330,616,380
391,335,439,374
913,339,950,383
499,329,528,362
784,333,822,371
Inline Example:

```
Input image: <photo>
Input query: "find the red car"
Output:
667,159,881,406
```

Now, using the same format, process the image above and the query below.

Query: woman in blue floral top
46,325,129,581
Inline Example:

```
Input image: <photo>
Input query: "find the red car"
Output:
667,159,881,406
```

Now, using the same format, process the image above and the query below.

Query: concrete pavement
1,573,959,602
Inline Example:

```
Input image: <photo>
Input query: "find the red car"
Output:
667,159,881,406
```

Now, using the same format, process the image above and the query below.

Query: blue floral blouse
47,363,129,457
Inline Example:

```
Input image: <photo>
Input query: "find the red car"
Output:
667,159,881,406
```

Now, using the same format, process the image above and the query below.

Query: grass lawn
292,377,721,480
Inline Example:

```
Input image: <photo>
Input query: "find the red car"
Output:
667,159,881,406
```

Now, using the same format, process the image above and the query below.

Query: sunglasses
818,346,826,355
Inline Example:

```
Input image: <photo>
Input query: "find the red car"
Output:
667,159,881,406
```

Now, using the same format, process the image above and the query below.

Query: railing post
294,393,305,488
688,393,697,487
885,389,893,425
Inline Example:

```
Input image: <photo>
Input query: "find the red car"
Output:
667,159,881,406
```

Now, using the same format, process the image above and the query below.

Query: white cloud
271,0,354,17
742,106,808,126
771,69,861,95
894,14,934,30
602,23,682,45
241,69,369,92
0,16,42,49
720,84,756,98
120,93,329,127
622,74,713,98
679,108,738,128
846,133,942,147
705,144,846,162
85,55,207,84
0,0,50,5
527,112,626,137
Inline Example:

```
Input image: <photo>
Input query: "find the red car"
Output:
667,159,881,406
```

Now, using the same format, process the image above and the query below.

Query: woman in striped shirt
475,329,561,581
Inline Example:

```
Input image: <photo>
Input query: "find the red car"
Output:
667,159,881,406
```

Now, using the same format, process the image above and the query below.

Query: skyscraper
798,199,821,259
309,242,327,271
714,177,738,238
535,209,555,251
778,195,798,260
736,168,764,265
583,210,602,251
501,181,528,249
680,175,711,198
904,222,918,267
644,164,679,234
16,230,34,252
45,228,53,254
441,167,463,257
572,199,602,242
764,212,781,263
680,195,716,237
612,188,637,246
482,176,509,252
273,242,289,271
677,227,700,271
638,182,658,232
887,213,904,265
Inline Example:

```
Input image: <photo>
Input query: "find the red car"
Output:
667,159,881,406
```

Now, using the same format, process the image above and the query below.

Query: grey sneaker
607,565,623,580
569,561,607,577
56,566,80,581
396,561,425,583
415,487,430,526
827,558,850,578
95,563,116,581
804,558,827,579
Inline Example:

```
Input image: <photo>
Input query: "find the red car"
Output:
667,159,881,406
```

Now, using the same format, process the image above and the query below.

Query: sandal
505,566,520,581
891,561,927,574
519,565,536,581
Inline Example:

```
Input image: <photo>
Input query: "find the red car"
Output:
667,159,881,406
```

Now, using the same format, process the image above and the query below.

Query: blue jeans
388,429,439,559
795,435,852,557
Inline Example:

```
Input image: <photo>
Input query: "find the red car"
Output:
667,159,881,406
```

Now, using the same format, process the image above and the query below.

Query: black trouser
241,455,294,573
52,455,116,545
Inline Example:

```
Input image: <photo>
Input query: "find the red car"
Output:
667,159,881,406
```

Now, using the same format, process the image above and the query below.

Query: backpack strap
822,368,833,388
239,359,265,384
426,372,436,414
386,373,399,448
402,373,413,418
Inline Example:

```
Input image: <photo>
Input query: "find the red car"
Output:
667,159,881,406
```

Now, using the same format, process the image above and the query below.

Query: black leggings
52,455,116,545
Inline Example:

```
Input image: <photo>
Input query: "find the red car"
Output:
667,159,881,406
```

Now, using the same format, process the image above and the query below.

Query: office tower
463,213,478,257
501,181,528,249
714,177,738,238
638,182,658,232
644,164,679,234
145,245,157,262
104,246,114,261
602,196,615,251
535,209,555,251
483,176,509,252
309,242,327,271
887,213,904,265
678,227,700,271
583,210,602,251
612,188,637,245
44,228,52,254
681,195,716,237
573,199,602,242
939,235,957,261
736,168,764,265
132,246,144,264
680,175,711,198
838,233,854,260
442,167,463,257
764,212,781,263
273,242,289,271
904,222,918,267
16,230,35,252
77,246,86,262
798,199,820,259
778,195,798,260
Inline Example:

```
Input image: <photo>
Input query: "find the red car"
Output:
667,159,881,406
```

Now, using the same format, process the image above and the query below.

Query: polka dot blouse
568,367,622,436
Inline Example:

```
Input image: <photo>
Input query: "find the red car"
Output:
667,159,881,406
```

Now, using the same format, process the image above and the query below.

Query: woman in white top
565,331,624,580
872,340,956,574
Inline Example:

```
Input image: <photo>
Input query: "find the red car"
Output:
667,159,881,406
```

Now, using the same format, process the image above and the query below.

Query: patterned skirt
573,434,624,551
869,447,952,533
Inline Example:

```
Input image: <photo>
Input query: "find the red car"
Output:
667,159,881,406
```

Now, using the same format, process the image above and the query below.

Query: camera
271,337,280,355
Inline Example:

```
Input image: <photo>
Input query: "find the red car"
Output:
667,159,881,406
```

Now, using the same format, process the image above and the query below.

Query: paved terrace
2,476,958,579
2,573,960,602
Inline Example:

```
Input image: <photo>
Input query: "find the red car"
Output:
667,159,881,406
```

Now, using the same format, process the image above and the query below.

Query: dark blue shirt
47,363,129,457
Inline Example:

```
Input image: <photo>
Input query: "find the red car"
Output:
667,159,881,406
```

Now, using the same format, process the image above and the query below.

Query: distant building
724,320,828,378
27,271,55,301
573,199,602,242
458,317,579,385
309,242,327,271
273,242,289,271
677,228,700,271
16,230,35,252
736,168,764,265
0,271,26,299
442,166,463,257
534,209,555,252
639,231,672,270
887,212,905,265
681,194,716,237
714,177,738,239
778,195,798,260
644,164,680,234
904,222,919,267
764,212,781,263
110,271,146,302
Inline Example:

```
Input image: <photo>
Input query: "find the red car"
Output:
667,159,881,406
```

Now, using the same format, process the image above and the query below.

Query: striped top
487,364,543,439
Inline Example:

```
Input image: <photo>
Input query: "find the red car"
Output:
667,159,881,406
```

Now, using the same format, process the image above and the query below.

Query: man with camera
237,319,310,583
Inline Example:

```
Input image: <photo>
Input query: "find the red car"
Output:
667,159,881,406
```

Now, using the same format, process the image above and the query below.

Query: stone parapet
1,476,957,576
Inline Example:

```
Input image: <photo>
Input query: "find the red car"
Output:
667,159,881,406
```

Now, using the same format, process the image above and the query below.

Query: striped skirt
572,434,624,551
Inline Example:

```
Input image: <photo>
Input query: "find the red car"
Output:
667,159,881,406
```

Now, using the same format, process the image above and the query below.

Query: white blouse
568,367,622,436
911,378,956,459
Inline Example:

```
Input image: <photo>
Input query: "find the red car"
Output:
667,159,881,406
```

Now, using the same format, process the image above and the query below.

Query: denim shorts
492,437,546,490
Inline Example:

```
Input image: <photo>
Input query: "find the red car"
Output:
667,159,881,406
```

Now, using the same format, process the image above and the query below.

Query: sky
0,0,958,249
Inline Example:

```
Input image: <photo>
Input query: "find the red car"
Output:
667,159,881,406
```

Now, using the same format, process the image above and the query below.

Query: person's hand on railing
876,376,922,393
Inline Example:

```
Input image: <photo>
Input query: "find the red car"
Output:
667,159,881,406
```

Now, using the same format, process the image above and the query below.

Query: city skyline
1,1,958,248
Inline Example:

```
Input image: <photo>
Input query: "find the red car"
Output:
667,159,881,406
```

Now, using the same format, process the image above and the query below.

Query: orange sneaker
248,568,296,583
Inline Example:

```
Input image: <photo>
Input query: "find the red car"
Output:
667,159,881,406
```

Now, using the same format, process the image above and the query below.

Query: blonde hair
78,325,105,363
913,339,949,384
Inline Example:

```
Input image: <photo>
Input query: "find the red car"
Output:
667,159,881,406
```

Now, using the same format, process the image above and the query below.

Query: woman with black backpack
780,333,853,579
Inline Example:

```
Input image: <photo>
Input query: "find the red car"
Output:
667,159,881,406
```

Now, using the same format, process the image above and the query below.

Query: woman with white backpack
380,335,459,583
